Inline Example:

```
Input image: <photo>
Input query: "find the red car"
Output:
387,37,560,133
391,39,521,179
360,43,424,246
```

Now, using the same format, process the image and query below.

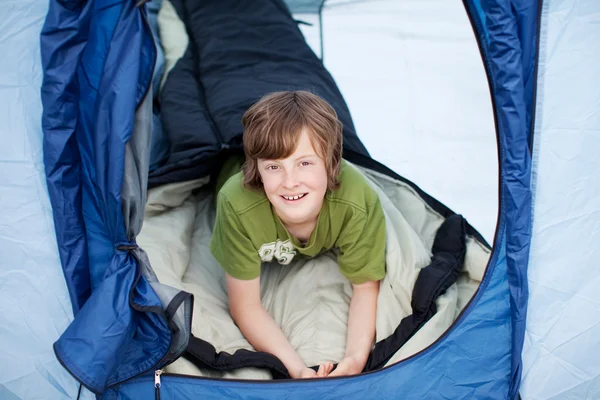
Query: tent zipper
154,369,163,400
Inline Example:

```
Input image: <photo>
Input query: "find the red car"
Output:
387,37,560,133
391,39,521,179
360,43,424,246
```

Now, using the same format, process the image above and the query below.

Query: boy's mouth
281,193,308,201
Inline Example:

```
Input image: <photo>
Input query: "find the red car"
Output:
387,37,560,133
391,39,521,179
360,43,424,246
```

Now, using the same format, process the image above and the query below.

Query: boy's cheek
261,180,280,195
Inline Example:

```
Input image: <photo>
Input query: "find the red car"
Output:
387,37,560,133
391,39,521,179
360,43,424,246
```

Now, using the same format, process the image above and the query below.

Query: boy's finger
317,364,325,377
325,362,334,374
319,363,333,377
329,364,347,377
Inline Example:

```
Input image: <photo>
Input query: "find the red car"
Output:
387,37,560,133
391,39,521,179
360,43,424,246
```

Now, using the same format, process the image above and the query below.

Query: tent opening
139,0,497,381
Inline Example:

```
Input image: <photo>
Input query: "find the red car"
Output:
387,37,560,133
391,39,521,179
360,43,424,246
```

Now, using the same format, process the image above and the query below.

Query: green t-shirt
210,161,386,284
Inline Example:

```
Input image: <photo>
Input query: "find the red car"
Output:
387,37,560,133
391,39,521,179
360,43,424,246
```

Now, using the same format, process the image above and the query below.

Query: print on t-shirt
258,239,297,265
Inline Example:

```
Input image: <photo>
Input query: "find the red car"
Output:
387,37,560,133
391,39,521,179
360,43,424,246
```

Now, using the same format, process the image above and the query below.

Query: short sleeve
210,193,261,280
336,197,387,284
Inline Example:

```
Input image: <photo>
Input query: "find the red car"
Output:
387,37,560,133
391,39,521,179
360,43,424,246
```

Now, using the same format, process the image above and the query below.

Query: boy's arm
226,273,328,379
329,279,380,377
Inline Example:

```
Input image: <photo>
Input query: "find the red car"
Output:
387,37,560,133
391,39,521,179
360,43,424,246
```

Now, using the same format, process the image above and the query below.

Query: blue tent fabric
475,1,536,397
513,0,542,141
147,0,165,97
40,0,177,393
40,0,92,316
6,0,549,398
465,1,536,397
146,0,171,172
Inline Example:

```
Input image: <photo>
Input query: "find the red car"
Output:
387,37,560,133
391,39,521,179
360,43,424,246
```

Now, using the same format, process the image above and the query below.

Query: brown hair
241,91,343,191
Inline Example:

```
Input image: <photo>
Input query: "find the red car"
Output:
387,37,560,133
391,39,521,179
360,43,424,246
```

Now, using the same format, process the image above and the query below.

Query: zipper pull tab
155,370,163,400
155,369,163,388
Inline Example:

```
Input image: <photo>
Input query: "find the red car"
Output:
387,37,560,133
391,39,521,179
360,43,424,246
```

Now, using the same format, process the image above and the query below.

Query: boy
210,91,386,379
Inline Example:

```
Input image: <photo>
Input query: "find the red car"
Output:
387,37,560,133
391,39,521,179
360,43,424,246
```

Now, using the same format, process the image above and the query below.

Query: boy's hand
328,355,363,377
293,362,334,379
316,362,334,377
293,367,318,379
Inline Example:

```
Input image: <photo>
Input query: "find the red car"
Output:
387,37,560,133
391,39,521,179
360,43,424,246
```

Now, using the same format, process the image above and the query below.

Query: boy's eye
266,165,279,171
300,161,312,167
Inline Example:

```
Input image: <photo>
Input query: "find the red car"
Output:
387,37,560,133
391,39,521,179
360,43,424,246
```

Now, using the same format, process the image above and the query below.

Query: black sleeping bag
148,0,368,187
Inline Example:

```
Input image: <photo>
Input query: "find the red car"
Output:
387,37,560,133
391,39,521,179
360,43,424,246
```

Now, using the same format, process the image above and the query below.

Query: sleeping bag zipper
154,370,163,400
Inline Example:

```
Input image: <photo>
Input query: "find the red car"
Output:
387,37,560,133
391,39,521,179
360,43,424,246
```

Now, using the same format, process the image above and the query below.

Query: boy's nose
282,170,300,189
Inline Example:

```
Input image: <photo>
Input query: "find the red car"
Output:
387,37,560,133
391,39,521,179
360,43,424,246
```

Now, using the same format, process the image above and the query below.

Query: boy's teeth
283,194,305,200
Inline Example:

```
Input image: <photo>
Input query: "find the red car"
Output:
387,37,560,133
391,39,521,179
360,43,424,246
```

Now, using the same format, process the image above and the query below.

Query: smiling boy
210,91,386,379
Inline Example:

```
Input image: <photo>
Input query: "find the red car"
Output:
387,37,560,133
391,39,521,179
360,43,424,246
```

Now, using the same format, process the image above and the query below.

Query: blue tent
1,0,598,399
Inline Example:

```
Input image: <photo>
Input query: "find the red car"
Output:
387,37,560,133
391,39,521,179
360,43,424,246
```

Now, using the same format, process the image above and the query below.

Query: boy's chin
277,209,314,225
279,210,306,221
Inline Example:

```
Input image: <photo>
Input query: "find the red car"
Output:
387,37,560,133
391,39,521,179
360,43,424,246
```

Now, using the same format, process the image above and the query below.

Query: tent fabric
40,0,193,394
148,0,367,187
146,0,171,171
522,0,600,398
464,1,537,396
39,0,92,316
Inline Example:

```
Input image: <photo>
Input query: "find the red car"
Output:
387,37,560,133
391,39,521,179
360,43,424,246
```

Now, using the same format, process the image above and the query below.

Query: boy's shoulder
328,161,379,212
218,171,269,214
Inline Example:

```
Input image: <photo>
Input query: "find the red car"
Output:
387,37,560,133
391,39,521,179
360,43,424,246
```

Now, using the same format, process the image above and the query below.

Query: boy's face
257,129,328,228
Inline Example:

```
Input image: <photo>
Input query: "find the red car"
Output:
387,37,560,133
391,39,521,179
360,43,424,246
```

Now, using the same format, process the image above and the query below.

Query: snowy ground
297,0,498,243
